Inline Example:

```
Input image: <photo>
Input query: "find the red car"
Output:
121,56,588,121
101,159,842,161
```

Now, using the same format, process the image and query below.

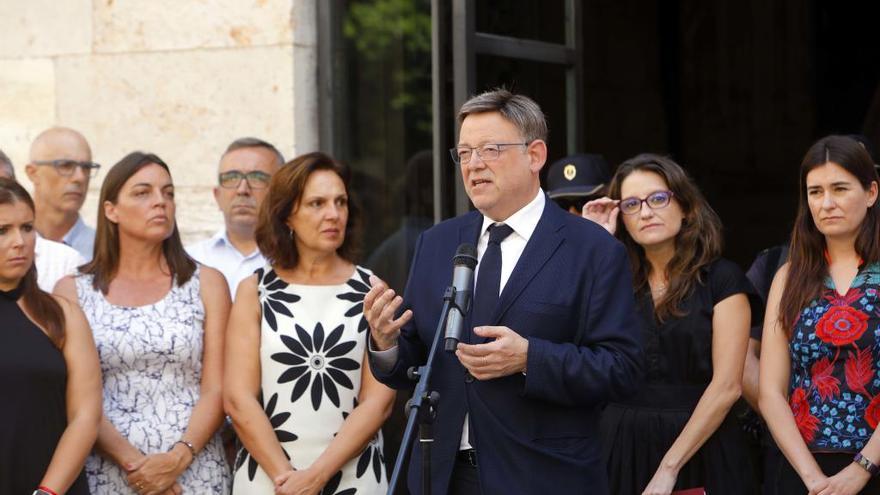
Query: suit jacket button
464,372,474,383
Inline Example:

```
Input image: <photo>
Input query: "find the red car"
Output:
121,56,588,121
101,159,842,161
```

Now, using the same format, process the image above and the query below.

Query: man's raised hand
363,275,413,351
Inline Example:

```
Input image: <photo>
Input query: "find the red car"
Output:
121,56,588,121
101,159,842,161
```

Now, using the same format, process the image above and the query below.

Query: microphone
444,243,477,352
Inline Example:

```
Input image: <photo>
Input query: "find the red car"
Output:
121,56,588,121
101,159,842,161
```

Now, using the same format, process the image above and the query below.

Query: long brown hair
256,152,361,270
80,151,195,294
0,178,65,347
779,135,880,335
608,154,723,321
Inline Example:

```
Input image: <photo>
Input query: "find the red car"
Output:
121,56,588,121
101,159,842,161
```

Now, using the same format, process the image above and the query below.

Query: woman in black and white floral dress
225,152,394,495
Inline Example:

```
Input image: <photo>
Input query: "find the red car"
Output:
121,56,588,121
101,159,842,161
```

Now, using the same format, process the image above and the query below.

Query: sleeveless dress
776,261,880,493
600,259,759,494
75,268,230,494
0,284,90,494
232,265,387,495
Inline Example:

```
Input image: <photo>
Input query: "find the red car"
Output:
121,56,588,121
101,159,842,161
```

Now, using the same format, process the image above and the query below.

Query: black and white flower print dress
232,265,387,495
75,269,230,494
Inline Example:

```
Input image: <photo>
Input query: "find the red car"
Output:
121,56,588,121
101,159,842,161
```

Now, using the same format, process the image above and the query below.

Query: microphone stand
387,285,459,495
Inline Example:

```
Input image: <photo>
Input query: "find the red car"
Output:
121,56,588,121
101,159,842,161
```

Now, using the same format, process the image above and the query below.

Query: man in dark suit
364,89,643,494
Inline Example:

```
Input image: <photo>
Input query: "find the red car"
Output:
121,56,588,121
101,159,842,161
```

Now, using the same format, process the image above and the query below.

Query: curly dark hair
608,153,723,322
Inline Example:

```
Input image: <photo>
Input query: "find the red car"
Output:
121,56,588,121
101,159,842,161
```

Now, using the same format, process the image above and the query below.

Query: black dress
0,284,89,494
600,258,758,494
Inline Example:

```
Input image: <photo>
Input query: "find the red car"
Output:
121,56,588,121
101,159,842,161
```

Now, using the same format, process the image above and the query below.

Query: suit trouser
448,453,481,495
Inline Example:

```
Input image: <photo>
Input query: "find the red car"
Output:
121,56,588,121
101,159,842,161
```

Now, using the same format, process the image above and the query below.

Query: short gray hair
457,89,548,142
0,149,14,179
222,137,285,167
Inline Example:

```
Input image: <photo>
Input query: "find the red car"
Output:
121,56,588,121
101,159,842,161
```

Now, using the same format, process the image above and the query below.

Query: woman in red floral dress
760,135,880,494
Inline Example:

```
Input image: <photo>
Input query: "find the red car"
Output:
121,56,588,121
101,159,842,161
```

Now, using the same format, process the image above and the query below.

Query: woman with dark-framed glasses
583,154,758,494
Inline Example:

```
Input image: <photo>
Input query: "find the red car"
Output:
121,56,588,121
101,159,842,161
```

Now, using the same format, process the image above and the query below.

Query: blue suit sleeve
522,242,644,406
368,232,429,390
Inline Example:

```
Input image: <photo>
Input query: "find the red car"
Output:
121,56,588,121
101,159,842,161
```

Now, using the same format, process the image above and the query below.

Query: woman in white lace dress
55,151,231,494
225,152,394,494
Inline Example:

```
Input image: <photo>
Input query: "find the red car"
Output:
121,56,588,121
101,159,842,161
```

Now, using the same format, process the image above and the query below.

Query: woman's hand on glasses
582,197,619,235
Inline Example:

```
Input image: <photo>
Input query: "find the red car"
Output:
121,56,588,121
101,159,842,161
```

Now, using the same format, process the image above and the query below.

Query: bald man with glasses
25,127,99,261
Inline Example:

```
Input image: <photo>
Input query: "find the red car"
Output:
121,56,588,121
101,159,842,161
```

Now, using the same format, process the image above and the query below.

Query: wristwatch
854,452,880,476
33,490,55,495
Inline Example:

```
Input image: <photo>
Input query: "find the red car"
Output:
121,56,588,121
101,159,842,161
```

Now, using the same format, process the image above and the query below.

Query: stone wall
0,0,318,243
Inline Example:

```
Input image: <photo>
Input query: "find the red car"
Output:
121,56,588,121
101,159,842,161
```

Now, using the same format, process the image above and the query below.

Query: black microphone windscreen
453,243,477,269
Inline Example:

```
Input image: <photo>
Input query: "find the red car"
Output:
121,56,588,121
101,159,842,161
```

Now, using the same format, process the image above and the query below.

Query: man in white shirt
0,150,85,291
24,127,98,261
187,137,284,298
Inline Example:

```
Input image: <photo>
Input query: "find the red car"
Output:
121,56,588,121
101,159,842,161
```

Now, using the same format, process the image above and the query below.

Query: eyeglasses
218,170,272,189
33,159,101,178
449,142,530,164
619,190,674,215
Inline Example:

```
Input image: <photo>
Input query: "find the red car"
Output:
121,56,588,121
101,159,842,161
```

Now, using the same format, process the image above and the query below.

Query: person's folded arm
759,264,828,492
54,276,145,470
644,293,751,493
223,274,295,480
37,295,103,494
176,267,229,453
741,337,762,411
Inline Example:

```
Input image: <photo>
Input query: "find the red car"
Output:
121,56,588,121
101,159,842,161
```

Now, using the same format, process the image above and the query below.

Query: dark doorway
576,0,880,266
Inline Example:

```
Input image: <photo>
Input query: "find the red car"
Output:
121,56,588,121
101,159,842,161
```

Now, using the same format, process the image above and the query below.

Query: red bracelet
37,486,59,495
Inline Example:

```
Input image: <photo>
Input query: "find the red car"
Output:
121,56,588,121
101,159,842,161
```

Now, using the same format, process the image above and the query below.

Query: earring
289,228,293,240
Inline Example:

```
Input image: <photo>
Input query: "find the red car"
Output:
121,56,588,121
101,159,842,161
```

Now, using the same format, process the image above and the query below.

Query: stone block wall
0,0,318,242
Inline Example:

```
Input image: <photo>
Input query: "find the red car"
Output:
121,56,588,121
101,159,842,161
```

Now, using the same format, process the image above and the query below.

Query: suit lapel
458,211,483,246
481,200,565,342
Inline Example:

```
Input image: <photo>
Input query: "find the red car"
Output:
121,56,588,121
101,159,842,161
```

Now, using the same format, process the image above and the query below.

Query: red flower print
811,357,840,401
866,395,880,429
845,347,874,397
790,387,821,443
814,306,869,346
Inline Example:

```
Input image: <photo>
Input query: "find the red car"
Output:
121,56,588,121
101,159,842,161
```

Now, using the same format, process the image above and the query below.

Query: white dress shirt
35,236,86,292
186,229,266,299
371,189,546,450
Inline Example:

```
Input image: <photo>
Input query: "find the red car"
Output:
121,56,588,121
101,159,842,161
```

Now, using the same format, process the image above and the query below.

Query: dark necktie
471,223,514,330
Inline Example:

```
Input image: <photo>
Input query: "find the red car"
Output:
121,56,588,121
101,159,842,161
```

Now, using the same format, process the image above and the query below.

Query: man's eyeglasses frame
449,142,531,165
32,159,101,178
218,170,272,189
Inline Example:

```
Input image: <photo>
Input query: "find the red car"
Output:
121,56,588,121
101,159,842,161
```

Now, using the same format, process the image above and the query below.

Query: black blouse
0,285,89,494
625,258,760,406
